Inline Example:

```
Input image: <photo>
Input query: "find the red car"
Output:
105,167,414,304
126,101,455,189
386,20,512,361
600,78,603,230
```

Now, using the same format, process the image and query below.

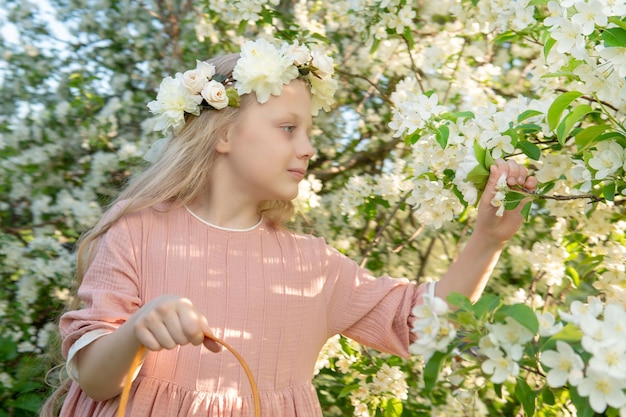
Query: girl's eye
281,125,295,133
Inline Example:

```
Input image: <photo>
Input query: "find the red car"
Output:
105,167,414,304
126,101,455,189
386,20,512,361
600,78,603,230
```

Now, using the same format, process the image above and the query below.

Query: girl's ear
215,128,232,154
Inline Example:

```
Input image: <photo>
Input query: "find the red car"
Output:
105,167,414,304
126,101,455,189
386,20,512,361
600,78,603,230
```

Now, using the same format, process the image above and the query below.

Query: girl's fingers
162,308,190,346
203,332,223,353
133,295,221,352
523,175,538,192
135,320,177,351
178,301,208,346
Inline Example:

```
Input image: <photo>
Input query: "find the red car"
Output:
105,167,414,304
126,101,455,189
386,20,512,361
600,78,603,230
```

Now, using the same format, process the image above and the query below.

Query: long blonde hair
40,53,295,416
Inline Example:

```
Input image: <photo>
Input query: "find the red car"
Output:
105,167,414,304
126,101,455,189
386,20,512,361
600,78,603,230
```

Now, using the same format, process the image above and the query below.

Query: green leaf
466,164,490,191
556,104,593,145
517,140,541,160
473,294,501,319
575,124,612,151
540,323,583,351
494,304,539,334
521,201,532,221
504,191,526,210
384,397,403,417
547,91,583,131
226,87,241,107
237,19,248,35
602,27,626,47
474,140,486,165
424,350,447,393
566,266,581,287
515,377,535,416
570,387,596,417
608,16,626,31
447,292,473,311
484,148,495,167
517,109,544,123
338,383,360,398
603,182,616,202
435,125,449,149
543,35,556,59
440,111,475,121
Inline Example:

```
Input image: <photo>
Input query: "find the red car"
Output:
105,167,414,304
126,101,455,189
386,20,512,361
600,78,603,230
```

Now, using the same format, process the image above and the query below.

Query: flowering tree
1,0,625,416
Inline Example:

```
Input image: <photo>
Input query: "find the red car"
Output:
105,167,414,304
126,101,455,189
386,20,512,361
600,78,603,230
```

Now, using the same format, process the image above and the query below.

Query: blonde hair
40,53,295,416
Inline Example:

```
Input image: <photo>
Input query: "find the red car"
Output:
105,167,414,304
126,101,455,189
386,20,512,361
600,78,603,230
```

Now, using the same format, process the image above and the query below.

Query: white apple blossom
490,173,509,217
529,241,569,286
488,317,534,360
598,46,626,79
572,0,607,35
481,349,520,383
577,367,626,413
550,19,588,59
536,311,564,337
587,340,626,379
588,140,624,179
410,294,457,360
559,297,605,325
540,340,585,387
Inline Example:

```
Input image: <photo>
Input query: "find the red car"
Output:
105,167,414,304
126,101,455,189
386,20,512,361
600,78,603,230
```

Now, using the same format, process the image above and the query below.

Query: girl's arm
435,159,537,302
75,295,221,401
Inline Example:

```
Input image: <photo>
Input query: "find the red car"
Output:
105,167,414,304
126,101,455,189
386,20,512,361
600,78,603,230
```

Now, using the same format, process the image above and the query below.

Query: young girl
44,38,537,416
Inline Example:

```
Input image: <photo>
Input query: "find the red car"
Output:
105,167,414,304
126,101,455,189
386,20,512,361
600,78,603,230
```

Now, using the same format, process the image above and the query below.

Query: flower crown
146,38,337,135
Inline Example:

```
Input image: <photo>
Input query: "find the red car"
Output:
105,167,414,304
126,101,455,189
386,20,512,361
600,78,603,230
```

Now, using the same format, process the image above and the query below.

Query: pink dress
59,202,427,416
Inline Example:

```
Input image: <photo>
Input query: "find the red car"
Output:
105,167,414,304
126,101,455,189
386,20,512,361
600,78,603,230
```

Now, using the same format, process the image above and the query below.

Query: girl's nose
298,134,315,159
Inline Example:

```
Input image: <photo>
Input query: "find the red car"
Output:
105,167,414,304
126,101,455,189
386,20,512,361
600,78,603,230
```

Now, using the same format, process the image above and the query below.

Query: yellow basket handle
117,335,261,417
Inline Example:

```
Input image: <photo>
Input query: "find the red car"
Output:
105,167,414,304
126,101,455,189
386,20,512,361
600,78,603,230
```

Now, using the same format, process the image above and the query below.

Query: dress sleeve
321,241,430,358
59,211,142,359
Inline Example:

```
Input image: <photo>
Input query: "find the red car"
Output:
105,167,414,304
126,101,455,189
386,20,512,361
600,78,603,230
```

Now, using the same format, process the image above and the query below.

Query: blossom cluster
541,298,626,414
409,294,457,361
410,294,626,415
147,38,337,135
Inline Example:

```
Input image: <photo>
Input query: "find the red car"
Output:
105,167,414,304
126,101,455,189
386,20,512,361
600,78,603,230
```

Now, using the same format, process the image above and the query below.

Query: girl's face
217,80,315,204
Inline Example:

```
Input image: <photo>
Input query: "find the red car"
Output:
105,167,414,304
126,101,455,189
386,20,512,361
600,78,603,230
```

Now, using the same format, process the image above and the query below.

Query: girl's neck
186,197,261,230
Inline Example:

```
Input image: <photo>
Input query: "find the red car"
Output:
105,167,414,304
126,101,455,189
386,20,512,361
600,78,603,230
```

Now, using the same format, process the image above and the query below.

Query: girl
43,38,536,416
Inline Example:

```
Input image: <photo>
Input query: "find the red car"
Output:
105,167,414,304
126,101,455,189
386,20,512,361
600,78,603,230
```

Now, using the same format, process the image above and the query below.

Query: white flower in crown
201,80,229,110
183,60,216,93
147,73,203,134
233,38,300,104
309,74,338,115
284,41,311,66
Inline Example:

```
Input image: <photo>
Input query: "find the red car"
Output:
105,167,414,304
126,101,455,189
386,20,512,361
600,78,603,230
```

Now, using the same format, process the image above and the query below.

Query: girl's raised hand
475,159,538,245
130,294,222,353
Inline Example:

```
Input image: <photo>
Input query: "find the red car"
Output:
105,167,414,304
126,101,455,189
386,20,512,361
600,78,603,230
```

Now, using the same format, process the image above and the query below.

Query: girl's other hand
475,159,538,245
130,294,222,353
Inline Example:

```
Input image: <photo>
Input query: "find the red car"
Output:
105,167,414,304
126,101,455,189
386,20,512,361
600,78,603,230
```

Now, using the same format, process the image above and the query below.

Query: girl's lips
288,169,305,180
